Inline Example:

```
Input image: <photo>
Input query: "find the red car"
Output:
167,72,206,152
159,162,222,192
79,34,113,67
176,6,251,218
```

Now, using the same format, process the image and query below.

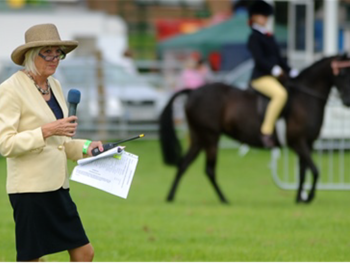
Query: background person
0,23,104,262
174,55,213,125
247,0,298,148
177,55,212,91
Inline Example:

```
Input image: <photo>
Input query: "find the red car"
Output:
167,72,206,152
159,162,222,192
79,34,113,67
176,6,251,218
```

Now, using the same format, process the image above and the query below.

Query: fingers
41,116,78,138
61,123,77,137
67,116,78,123
87,141,103,156
65,126,77,137
97,141,103,151
56,117,78,137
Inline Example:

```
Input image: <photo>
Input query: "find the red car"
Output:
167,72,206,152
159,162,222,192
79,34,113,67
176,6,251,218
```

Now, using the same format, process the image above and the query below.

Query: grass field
1,139,350,261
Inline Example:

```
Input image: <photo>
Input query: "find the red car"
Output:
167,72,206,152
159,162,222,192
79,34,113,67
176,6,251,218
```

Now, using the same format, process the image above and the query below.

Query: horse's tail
159,89,192,166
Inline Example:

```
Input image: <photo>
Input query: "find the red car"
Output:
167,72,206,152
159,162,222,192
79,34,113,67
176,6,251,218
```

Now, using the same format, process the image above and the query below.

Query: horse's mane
294,54,350,81
295,56,337,80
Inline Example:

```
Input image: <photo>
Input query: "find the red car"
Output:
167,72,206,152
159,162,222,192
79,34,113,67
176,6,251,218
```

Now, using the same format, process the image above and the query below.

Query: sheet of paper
71,151,138,199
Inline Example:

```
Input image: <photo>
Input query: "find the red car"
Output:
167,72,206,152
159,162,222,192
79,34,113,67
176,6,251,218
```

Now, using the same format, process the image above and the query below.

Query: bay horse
159,54,350,204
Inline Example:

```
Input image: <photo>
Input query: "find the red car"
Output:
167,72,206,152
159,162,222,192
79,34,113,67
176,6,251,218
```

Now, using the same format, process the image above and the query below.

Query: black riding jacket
247,28,291,81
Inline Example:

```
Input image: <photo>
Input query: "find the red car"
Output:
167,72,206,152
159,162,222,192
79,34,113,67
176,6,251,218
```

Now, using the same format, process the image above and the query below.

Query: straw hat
11,23,78,66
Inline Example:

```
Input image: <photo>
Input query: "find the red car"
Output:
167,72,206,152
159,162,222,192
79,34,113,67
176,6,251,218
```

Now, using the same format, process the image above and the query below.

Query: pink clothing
181,70,205,89
179,67,210,90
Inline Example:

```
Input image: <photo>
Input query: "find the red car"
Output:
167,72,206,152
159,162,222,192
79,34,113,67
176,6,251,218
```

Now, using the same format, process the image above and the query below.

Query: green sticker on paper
113,154,122,160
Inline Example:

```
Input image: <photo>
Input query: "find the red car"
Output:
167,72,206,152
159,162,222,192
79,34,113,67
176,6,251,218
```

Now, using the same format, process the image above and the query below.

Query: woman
247,0,298,148
0,23,104,261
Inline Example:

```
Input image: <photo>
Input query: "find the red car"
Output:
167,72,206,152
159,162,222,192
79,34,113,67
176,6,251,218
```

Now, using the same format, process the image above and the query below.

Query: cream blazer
0,71,87,194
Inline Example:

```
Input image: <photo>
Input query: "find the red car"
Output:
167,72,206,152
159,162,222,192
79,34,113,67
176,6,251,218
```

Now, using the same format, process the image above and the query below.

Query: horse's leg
305,142,319,203
166,142,201,202
297,158,307,203
292,140,319,203
203,138,228,204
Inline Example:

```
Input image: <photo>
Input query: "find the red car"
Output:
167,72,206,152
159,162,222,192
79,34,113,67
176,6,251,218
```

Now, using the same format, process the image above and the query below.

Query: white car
56,57,164,124
0,57,165,126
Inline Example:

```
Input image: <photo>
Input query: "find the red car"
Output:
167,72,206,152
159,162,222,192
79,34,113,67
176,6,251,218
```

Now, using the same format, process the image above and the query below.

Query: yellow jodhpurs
251,76,287,135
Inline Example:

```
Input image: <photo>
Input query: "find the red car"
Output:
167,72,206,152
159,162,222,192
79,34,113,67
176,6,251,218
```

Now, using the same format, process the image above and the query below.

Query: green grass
1,140,350,261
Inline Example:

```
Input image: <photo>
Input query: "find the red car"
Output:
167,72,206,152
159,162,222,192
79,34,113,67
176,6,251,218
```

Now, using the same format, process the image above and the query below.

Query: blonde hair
23,46,65,76
23,47,41,75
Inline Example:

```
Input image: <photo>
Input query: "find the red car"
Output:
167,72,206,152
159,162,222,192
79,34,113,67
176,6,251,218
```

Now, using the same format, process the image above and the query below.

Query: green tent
157,13,288,57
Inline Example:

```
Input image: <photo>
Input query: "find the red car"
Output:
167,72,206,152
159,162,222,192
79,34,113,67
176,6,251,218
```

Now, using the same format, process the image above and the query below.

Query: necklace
24,71,50,95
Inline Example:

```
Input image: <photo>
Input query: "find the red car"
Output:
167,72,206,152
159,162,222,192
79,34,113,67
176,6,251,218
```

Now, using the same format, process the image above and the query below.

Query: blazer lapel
48,77,68,118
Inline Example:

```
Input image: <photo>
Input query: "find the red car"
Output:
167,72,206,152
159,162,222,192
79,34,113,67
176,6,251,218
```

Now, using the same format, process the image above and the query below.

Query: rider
247,0,298,148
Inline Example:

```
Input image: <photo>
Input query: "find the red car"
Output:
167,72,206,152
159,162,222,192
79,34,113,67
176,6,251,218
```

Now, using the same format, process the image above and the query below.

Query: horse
159,54,350,204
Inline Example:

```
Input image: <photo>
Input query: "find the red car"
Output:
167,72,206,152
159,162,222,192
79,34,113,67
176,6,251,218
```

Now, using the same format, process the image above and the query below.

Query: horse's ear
341,52,349,60
335,52,348,61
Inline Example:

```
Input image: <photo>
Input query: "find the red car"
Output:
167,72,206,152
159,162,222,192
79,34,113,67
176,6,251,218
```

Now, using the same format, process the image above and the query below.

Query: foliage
0,140,350,261
129,32,157,60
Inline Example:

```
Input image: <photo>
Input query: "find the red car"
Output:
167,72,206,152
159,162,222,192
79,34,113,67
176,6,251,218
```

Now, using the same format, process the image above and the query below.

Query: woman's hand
41,116,78,139
87,141,103,156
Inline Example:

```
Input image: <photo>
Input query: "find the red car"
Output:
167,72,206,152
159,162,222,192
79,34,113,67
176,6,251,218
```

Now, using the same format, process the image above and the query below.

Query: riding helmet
248,0,274,17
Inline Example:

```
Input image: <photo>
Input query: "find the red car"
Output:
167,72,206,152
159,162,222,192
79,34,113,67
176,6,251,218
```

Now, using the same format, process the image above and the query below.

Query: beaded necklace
24,71,51,95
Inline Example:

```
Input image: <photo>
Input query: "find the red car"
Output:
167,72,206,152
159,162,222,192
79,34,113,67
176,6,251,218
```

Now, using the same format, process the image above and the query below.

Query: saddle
247,85,290,120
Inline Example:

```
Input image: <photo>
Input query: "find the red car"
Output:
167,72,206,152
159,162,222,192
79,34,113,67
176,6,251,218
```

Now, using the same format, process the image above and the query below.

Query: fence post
96,50,107,139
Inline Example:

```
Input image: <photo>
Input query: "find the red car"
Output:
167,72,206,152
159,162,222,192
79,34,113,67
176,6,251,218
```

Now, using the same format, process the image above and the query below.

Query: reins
287,82,328,101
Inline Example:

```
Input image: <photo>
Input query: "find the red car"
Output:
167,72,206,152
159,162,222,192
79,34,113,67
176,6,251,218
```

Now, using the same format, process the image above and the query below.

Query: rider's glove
289,68,299,78
271,65,282,77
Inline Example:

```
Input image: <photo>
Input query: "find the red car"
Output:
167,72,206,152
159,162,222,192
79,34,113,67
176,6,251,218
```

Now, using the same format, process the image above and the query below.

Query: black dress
8,92,89,261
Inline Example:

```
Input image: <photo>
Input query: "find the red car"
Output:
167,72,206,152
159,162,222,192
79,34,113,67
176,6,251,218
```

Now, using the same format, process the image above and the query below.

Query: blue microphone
67,89,81,122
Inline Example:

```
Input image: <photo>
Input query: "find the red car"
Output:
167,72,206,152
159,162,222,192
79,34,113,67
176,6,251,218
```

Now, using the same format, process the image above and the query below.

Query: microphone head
67,89,81,104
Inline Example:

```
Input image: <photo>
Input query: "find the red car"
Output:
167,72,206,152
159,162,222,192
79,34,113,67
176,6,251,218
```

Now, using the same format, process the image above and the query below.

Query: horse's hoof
166,196,174,202
296,197,304,203
219,196,230,204
305,194,315,203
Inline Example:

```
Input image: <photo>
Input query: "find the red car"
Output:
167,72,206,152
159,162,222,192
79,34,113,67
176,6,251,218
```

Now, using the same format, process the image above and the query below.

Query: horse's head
331,54,350,106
